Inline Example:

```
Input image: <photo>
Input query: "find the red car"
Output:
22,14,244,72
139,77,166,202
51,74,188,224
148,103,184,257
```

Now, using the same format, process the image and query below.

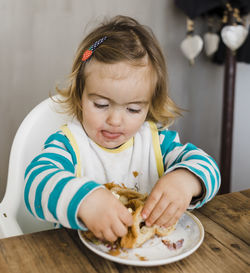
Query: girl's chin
97,133,125,149
99,140,123,149
96,136,126,149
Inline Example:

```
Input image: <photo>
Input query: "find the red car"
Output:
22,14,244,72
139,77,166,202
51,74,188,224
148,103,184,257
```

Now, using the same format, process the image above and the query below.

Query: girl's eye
94,102,109,109
127,108,141,113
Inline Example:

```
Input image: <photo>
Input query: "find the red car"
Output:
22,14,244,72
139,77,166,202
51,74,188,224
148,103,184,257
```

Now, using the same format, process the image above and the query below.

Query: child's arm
24,130,132,239
141,130,221,227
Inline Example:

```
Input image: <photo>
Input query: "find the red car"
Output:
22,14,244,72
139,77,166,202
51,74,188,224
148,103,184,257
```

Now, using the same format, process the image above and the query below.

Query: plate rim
78,211,204,267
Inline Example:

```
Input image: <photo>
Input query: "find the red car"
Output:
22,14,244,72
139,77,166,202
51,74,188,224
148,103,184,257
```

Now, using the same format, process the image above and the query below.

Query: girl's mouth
101,130,122,140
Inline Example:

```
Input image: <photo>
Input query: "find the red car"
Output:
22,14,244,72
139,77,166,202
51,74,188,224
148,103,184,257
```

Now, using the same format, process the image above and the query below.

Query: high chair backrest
0,96,72,238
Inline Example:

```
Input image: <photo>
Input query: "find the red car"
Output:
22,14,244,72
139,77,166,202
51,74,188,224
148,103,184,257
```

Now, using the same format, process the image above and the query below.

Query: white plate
78,211,204,267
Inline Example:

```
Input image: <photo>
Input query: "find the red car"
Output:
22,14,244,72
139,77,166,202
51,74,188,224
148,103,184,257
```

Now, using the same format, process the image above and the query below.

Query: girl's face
81,60,154,149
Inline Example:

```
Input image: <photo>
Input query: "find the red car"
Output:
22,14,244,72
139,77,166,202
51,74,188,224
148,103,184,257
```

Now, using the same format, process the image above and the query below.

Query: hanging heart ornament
180,35,203,64
221,25,248,51
204,32,220,56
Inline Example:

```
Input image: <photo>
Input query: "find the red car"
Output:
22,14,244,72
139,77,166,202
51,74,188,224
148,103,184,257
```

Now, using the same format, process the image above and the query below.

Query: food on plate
82,183,177,249
162,238,184,250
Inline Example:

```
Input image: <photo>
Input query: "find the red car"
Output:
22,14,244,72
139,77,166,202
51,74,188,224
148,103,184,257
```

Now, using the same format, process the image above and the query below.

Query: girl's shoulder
156,127,182,156
44,129,76,155
45,130,69,144
158,129,180,143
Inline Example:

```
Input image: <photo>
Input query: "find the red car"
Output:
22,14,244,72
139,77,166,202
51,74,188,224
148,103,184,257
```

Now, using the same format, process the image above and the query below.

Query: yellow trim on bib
148,121,164,178
61,125,82,178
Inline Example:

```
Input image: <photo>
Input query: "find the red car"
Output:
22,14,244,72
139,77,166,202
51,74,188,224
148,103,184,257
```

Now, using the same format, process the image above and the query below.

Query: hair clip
82,36,108,62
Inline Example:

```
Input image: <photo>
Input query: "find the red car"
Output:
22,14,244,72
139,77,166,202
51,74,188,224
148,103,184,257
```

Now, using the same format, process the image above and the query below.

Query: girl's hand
78,188,133,242
141,169,202,228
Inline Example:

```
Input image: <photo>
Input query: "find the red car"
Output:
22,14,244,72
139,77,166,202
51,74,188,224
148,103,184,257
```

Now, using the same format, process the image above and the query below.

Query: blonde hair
56,15,181,128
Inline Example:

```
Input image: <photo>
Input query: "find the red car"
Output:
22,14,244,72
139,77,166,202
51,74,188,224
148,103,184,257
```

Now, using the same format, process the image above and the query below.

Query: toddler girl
24,15,220,243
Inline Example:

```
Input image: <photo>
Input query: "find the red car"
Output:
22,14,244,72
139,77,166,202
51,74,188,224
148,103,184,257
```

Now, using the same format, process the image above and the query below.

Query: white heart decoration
221,25,248,51
180,35,203,64
204,32,220,56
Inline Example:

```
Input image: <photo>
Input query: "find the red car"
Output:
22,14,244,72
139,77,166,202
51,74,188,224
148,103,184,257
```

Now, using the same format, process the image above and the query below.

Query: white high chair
0,96,72,238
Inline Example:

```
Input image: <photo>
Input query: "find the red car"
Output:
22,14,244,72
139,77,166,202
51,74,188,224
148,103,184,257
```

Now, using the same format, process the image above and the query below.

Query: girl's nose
106,109,122,127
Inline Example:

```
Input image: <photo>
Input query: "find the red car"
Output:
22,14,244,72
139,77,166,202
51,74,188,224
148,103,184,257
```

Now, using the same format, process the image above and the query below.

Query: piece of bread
106,183,177,248
120,206,155,248
83,183,176,249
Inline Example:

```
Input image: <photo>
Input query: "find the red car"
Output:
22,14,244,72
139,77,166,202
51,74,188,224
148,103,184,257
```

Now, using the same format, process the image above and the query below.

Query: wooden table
0,190,249,273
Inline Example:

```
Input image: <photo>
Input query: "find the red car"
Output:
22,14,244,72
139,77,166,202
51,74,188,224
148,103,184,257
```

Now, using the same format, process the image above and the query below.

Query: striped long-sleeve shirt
24,121,220,230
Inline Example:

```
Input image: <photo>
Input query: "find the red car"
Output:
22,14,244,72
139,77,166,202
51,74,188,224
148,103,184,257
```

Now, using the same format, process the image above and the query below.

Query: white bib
61,119,163,193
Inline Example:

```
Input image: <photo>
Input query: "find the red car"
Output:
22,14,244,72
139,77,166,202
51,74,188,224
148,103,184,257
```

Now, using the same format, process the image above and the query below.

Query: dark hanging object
230,0,250,15
175,0,250,19
174,0,223,19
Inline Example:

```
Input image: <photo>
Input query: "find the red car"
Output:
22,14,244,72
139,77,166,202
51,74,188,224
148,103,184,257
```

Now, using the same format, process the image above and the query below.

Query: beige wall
1,0,249,201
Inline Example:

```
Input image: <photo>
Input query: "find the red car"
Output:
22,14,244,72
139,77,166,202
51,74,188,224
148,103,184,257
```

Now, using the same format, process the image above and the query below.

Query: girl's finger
103,228,118,242
144,195,169,226
141,188,162,220
113,219,128,238
93,230,104,241
119,206,133,227
155,202,178,227
163,209,184,228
